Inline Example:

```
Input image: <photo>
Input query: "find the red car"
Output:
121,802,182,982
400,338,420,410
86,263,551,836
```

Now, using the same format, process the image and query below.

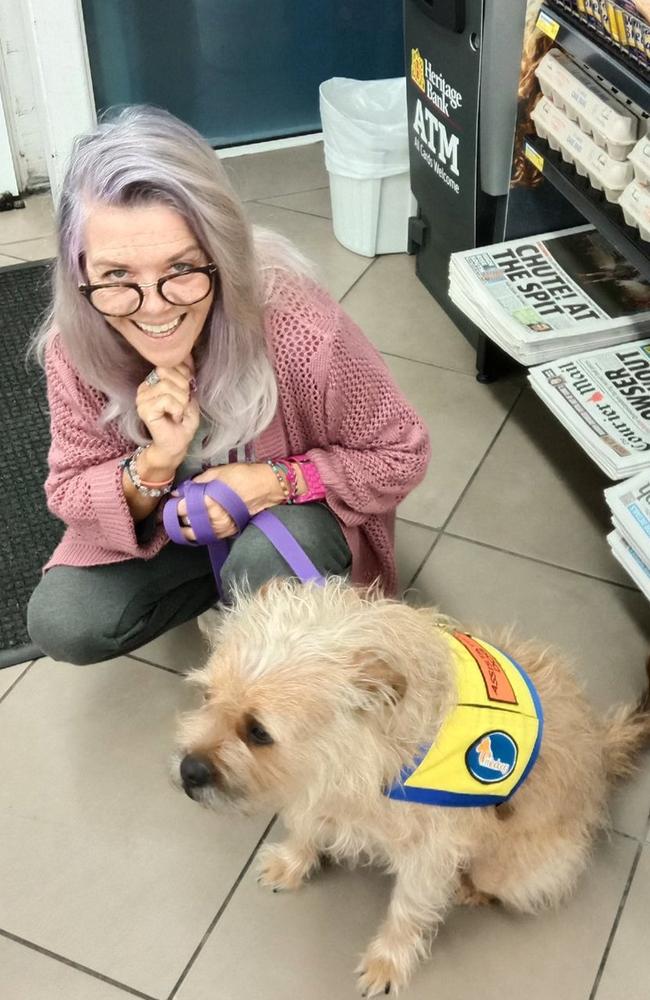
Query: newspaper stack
449,225,650,365
604,470,650,601
528,340,650,479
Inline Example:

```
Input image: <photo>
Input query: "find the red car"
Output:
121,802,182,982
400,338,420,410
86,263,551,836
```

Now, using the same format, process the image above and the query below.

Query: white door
0,87,19,196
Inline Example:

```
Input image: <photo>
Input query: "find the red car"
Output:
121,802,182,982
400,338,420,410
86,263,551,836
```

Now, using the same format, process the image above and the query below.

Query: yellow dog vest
385,632,543,807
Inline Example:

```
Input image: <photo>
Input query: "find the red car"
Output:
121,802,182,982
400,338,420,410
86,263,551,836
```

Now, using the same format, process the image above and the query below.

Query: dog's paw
455,874,496,908
256,843,317,892
356,955,401,997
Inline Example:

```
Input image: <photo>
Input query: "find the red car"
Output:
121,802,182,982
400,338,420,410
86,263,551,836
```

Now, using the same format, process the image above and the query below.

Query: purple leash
163,478,326,599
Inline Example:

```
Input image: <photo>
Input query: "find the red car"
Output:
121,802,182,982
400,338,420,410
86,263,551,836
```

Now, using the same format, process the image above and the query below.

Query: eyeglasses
78,263,218,317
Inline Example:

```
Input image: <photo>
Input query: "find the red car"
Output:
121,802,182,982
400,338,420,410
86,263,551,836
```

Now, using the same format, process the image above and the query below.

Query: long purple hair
30,105,314,454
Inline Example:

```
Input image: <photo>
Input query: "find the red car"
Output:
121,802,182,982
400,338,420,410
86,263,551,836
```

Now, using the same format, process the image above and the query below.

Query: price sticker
524,143,545,172
536,10,560,40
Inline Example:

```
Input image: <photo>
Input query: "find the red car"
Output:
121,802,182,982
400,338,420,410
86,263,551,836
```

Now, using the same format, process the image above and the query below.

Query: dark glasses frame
78,263,218,317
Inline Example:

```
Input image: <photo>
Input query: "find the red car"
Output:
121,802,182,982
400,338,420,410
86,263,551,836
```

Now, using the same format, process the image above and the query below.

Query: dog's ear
354,656,407,708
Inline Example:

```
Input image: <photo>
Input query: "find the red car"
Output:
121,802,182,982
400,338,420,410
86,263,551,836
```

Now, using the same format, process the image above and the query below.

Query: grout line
0,231,55,246
611,827,642,842
404,533,443,593
440,532,642,591
251,193,331,221
0,928,157,1000
241,182,331,203
339,257,379,304
166,814,277,1000
408,388,525,588
587,837,644,1000
125,652,188,676
396,515,438,530
0,250,29,262
0,661,36,705
379,348,518,380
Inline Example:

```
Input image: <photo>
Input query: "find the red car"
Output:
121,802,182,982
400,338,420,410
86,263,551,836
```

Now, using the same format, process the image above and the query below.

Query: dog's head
173,579,451,814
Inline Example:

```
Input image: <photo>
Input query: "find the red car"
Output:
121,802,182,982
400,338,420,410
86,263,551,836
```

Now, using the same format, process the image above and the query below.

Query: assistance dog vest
385,632,543,807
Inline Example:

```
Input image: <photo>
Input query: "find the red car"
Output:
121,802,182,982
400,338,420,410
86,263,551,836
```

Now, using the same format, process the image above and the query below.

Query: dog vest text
384,632,543,807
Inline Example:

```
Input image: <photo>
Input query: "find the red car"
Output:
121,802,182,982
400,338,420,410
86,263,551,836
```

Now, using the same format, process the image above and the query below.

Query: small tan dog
173,579,650,996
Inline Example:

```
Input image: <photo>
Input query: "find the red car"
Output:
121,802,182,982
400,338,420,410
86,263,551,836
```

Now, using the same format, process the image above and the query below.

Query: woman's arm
288,303,431,525
44,339,169,558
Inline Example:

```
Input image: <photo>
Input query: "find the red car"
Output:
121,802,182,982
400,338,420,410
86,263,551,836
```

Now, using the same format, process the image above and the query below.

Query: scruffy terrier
173,579,650,997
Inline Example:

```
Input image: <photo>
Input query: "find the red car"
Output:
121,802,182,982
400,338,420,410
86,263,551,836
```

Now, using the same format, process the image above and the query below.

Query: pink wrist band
287,454,326,504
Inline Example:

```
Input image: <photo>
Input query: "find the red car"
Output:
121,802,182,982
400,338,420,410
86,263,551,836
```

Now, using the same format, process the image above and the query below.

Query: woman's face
82,201,215,368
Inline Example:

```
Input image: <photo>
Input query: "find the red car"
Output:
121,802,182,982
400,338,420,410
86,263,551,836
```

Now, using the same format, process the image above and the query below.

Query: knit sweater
42,272,430,594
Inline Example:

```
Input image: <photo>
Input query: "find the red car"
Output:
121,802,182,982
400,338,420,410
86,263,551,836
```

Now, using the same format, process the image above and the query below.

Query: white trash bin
319,77,415,257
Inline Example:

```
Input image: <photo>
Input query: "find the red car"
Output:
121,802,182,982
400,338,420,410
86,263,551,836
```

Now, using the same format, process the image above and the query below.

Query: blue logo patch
466,731,518,784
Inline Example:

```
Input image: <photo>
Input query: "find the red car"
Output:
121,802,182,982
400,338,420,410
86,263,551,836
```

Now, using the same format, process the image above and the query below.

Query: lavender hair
29,105,315,455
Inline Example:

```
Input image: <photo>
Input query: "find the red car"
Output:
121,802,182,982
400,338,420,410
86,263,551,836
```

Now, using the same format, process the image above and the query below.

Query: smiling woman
25,106,430,666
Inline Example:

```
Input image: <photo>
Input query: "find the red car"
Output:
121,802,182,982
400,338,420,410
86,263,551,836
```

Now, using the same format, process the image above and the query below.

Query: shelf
525,135,650,279
538,4,650,115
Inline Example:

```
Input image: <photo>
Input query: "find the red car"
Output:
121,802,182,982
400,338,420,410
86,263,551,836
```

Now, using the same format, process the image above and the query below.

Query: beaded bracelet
121,445,175,499
266,458,291,503
278,460,299,502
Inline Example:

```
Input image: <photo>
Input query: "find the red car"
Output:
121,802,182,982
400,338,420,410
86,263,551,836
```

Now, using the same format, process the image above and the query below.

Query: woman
27,106,430,665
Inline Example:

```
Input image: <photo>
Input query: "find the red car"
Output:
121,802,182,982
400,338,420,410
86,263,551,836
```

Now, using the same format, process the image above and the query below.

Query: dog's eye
247,720,274,746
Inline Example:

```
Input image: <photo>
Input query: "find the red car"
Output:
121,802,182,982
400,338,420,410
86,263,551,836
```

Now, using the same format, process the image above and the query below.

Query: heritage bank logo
410,47,461,192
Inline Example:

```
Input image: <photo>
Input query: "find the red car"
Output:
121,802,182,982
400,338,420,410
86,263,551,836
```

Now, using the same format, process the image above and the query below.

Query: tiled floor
2,142,649,1000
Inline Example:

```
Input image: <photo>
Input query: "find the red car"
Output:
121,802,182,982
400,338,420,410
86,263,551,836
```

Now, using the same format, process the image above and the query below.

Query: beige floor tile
0,661,32,699
132,615,209,673
609,758,650,841
258,187,332,219
0,657,272,997
0,935,129,1000
0,235,56,262
0,193,55,244
0,252,25,266
596,845,650,1000
223,142,329,202
395,519,438,594
175,830,636,1000
413,534,650,711
383,356,521,528
245,200,371,301
343,254,477,373
447,390,629,584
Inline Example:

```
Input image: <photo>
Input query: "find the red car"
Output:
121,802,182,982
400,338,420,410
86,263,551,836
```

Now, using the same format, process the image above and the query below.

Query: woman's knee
27,571,116,665
220,504,351,598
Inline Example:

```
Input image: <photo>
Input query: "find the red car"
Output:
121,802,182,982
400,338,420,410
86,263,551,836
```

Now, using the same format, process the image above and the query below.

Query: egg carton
618,180,650,241
535,49,639,160
531,96,633,202
628,135,650,187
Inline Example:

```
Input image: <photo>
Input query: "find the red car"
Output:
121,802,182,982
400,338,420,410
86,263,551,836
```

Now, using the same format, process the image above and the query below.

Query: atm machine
404,0,541,379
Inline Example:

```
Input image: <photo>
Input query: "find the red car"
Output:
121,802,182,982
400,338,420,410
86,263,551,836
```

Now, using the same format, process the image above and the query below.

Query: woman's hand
135,355,200,477
174,462,286,541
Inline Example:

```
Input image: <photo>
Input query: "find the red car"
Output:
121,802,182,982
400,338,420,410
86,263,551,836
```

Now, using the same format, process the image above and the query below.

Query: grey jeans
27,503,351,665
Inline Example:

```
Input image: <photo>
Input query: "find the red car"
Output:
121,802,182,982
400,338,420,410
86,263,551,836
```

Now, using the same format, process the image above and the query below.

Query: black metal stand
526,137,650,280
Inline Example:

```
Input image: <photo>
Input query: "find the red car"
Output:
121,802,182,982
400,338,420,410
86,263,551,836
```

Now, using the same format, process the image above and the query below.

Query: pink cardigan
42,273,430,594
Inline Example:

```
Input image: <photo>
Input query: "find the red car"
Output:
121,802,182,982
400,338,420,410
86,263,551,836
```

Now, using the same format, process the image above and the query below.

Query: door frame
0,84,19,196
21,0,96,201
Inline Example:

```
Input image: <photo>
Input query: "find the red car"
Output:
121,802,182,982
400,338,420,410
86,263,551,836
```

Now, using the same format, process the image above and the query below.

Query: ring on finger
145,369,161,387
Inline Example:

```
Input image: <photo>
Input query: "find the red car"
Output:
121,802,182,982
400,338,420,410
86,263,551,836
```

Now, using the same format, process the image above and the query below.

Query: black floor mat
0,259,62,667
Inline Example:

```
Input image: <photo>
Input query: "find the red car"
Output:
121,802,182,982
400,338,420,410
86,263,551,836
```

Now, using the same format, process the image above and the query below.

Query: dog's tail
602,655,650,780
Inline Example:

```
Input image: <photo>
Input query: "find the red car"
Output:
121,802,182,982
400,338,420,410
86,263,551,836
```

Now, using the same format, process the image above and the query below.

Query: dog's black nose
180,754,215,790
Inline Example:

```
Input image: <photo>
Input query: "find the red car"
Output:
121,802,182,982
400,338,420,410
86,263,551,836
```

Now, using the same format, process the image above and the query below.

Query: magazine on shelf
607,530,650,602
449,225,650,365
604,468,650,564
528,339,650,478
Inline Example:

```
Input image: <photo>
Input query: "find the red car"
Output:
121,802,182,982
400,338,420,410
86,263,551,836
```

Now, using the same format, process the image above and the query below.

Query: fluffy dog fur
173,579,650,996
